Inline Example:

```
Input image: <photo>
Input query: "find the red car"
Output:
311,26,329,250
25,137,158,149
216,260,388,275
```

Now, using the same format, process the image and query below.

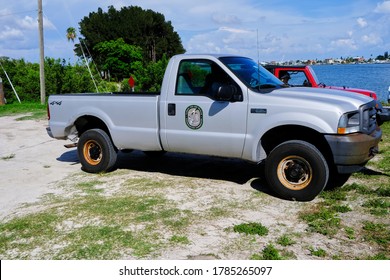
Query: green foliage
362,221,390,245
299,206,341,236
233,222,269,236
0,58,39,103
309,247,327,257
277,234,296,246
251,244,283,260
0,102,46,117
94,38,143,80
78,6,185,64
0,57,97,103
131,54,169,92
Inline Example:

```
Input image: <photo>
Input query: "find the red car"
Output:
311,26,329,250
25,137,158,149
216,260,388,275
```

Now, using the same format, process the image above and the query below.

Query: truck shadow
56,149,79,165
54,149,288,199
116,151,281,198
116,151,259,184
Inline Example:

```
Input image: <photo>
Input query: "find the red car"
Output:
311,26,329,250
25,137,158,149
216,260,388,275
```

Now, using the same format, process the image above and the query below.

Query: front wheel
77,128,117,173
265,140,329,201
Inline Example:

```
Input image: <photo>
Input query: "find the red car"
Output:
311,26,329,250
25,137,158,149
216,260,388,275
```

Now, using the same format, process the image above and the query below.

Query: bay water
312,63,390,103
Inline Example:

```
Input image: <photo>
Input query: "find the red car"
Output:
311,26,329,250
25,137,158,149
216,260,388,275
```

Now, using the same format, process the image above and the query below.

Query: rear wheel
77,129,117,173
265,140,329,201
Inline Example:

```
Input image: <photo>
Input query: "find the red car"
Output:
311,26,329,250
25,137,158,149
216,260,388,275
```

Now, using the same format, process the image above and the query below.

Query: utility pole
0,77,5,105
38,0,46,104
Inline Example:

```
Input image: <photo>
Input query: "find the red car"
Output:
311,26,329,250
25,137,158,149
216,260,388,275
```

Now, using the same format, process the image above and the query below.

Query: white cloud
17,16,37,30
331,38,357,50
212,13,241,25
374,1,390,13
357,17,367,28
0,27,23,40
219,27,251,34
361,34,383,45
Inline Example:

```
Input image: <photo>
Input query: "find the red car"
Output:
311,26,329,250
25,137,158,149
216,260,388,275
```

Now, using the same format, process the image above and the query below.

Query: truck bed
48,93,163,151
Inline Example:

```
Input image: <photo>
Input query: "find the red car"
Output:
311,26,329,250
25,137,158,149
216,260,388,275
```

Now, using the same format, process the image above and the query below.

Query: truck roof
264,65,309,70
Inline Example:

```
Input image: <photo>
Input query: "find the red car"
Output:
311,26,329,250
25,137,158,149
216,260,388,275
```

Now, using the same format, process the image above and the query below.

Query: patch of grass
0,213,59,255
55,225,139,259
342,183,372,195
375,185,390,197
344,227,356,240
76,180,105,195
233,222,269,236
0,184,194,259
169,235,190,245
250,244,283,260
362,221,390,246
206,207,230,219
276,234,296,246
0,102,46,119
123,177,169,191
299,205,341,236
331,204,352,213
320,188,347,201
365,253,389,260
309,247,327,257
362,198,389,216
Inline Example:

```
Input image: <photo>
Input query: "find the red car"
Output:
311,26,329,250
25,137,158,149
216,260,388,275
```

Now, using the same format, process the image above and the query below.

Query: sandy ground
0,115,80,220
1,114,387,261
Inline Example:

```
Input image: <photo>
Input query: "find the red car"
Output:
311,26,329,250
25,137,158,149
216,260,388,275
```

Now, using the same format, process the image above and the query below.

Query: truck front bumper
324,127,382,174
378,106,390,124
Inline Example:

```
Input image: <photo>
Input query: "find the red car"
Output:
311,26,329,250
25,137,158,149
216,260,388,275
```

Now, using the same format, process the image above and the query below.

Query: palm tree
66,27,77,43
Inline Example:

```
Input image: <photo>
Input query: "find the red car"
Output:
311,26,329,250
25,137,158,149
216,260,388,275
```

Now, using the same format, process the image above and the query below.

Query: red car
265,64,389,124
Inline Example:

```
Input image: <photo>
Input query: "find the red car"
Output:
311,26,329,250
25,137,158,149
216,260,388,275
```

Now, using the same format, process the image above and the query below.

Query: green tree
66,27,77,43
0,57,97,103
131,54,169,92
93,38,143,80
77,6,185,65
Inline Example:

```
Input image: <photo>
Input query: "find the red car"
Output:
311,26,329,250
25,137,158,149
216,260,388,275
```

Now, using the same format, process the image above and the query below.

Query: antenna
257,29,260,65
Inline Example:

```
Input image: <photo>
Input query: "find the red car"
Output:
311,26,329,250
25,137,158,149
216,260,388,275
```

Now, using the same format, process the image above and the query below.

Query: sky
1,0,390,63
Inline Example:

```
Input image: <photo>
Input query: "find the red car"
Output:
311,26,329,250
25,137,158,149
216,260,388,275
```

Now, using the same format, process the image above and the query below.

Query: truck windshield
219,57,284,92
307,66,320,85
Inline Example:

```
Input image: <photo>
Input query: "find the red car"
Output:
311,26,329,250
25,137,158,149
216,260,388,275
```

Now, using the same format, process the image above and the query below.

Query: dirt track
0,115,80,220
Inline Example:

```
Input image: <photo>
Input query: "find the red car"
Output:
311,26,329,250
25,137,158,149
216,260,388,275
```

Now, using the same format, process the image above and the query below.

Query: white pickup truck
47,54,382,201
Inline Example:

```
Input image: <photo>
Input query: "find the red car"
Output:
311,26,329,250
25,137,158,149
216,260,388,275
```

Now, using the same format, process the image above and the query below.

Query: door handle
168,103,176,116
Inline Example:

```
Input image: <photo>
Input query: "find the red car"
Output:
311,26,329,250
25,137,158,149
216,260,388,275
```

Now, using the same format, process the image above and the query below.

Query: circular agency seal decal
185,105,203,129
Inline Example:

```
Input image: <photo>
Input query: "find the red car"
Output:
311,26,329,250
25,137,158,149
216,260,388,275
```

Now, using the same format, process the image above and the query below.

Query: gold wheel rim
83,140,102,166
277,155,312,191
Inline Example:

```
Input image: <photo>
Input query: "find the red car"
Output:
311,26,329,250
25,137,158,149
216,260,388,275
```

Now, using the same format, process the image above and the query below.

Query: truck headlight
338,111,360,134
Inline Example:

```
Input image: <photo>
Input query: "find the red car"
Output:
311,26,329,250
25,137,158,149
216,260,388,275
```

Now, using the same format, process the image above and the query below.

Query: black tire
265,140,329,201
77,128,117,173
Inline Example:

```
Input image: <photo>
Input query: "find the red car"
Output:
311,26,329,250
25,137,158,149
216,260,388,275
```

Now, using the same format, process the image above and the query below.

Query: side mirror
216,84,237,101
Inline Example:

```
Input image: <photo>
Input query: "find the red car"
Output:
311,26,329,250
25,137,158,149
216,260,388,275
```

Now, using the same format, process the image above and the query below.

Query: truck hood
324,85,377,99
268,86,372,110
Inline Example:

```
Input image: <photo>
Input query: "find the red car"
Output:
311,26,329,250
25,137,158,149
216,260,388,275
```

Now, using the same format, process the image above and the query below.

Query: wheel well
261,125,333,163
74,115,110,138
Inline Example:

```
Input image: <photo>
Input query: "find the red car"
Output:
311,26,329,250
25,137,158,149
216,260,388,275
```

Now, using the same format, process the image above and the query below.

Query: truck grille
361,100,377,134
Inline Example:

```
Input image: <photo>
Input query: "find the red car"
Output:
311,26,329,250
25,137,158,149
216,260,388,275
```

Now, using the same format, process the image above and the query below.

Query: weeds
250,244,284,260
233,223,269,236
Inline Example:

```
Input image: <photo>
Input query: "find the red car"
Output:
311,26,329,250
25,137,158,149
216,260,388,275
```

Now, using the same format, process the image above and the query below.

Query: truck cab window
283,71,311,87
176,59,241,100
